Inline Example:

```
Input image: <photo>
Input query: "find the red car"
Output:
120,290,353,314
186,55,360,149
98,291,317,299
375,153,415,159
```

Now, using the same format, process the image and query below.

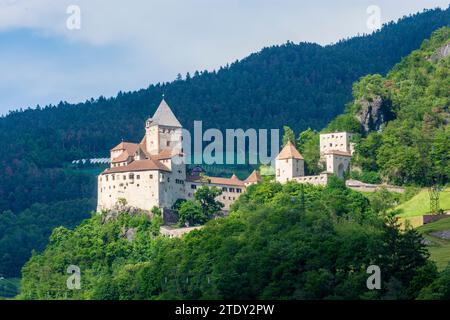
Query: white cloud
0,0,448,114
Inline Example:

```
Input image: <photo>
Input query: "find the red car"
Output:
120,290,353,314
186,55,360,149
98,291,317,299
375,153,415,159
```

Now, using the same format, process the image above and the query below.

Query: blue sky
0,0,449,115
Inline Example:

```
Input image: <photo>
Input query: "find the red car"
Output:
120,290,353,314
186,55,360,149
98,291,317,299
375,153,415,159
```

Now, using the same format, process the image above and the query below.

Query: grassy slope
397,188,450,218
418,217,450,270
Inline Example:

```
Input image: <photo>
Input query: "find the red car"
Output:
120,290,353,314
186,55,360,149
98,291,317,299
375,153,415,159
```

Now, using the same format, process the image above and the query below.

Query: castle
97,100,354,213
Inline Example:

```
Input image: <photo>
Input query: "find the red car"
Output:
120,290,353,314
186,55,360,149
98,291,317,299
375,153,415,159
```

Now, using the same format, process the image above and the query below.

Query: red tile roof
245,170,262,183
111,142,138,152
186,174,245,186
111,151,131,163
276,141,304,160
103,159,170,174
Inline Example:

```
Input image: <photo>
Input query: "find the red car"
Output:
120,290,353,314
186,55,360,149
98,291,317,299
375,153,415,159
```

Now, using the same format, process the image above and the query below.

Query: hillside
335,27,449,186
293,26,450,186
397,188,450,218
0,7,449,279
419,217,450,270
19,179,449,300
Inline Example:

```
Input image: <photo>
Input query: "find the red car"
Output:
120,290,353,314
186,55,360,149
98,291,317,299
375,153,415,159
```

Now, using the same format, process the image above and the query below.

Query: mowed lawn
396,188,450,218
418,217,450,271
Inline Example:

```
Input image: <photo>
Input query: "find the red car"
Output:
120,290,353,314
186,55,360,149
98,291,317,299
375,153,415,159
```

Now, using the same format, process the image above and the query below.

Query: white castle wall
275,158,305,183
320,132,354,154
97,170,161,211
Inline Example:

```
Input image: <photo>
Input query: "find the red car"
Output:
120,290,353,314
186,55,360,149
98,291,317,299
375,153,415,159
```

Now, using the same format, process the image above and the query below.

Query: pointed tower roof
276,141,304,160
245,170,262,183
150,99,182,128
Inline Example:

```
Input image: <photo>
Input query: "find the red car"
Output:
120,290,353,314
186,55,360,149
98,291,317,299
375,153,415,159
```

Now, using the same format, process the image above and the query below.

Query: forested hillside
326,27,450,186
1,7,449,278
289,26,449,187
19,178,450,300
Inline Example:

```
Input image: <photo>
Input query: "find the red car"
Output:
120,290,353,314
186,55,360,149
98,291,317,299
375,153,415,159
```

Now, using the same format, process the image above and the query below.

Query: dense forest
290,27,450,187
19,178,450,300
1,7,449,278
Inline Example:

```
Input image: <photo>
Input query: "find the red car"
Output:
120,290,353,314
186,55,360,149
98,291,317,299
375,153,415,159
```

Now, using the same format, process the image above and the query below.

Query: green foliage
418,266,450,299
178,186,224,226
333,27,450,186
194,186,224,219
296,129,323,174
325,114,362,134
350,171,382,184
365,188,400,215
353,132,382,172
19,211,159,300
178,200,205,226
282,126,296,146
0,199,95,277
1,9,450,278
19,179,447,300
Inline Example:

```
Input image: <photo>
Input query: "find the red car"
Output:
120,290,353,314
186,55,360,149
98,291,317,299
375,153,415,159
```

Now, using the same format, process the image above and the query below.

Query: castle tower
275,141,305,183
324,151,352,178
145,99,183,156
319,132,353,178
319,132,354,155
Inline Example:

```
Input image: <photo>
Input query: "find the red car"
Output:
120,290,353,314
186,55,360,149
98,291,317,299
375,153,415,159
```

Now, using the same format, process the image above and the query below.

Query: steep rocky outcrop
354,96,395,134
430,42,450,62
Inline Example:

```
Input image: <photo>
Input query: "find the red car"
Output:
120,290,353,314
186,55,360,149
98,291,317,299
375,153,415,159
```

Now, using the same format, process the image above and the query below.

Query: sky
0,0,449,115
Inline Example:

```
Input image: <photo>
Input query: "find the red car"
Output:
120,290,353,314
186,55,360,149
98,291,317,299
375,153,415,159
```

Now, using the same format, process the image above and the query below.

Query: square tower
275,141,305,183
319,132,354,155
145,99,183,156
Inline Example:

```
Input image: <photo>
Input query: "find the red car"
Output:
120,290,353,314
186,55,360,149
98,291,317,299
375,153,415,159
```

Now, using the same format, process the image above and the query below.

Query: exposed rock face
101,204,148,224
355,96,395,134
430,42,450,62
121,227,137,242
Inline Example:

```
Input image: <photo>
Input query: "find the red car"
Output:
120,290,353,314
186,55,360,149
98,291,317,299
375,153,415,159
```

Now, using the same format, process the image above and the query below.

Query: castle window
166,141,170,147
229,188,235,193
112,175,115,181
277,169,280,177
222,187,227,192
106,176,109,182
129,173,134,180
191,184,197,190
236,189,242,193
136,175,140,180
150,174,154,179
123,175,126,180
